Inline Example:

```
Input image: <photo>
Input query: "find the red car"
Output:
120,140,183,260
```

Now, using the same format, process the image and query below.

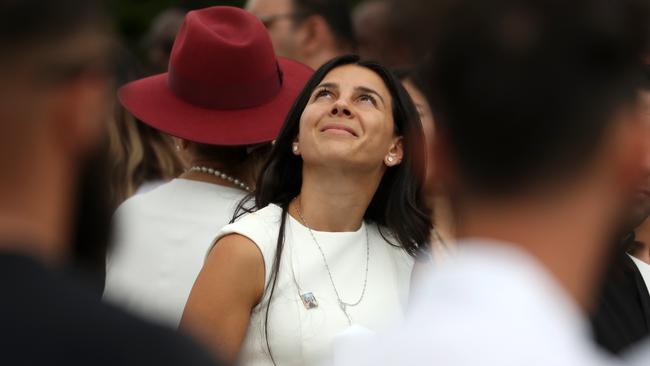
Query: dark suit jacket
591,239,650,354
0,250,222,366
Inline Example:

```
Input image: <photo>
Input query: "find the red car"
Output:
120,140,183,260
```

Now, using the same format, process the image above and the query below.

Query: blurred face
246,0,301,60
353,1,388,62
634,90,650,219
296,64,401,171
402,78,435,190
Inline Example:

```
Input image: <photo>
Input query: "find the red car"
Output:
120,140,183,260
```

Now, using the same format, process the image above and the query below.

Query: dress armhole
207,218,276,290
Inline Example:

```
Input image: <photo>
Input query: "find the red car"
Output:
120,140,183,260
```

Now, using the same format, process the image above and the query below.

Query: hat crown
117,6,313,147
168,6,283,109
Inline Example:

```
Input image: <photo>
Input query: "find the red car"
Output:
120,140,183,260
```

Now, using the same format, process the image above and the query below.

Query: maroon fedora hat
118,6,313,146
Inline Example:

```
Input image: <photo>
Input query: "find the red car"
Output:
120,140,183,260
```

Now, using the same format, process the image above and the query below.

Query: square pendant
300,292,319,309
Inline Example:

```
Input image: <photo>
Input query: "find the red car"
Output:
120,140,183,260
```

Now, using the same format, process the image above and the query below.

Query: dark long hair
234,54,431,363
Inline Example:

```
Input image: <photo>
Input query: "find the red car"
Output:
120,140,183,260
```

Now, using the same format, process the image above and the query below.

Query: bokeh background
111,0,362,53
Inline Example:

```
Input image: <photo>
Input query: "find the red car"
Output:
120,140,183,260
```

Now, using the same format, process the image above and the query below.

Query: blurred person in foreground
591,71,650,355
104,6,312,329
626,73,650,266
334,0,650,365
245,0,355,70
0,1,219,365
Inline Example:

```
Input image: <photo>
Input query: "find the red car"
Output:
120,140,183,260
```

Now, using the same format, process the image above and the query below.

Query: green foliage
111,1,245,45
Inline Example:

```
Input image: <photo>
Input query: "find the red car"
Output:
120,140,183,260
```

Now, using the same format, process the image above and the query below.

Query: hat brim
118,57,313,146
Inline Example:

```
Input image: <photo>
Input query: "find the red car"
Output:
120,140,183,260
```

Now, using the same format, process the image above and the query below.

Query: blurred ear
593,105,649,234
603,103,648,202
50,75,111,159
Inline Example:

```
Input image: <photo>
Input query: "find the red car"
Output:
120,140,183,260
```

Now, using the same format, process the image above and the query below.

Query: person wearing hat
103,6,313,329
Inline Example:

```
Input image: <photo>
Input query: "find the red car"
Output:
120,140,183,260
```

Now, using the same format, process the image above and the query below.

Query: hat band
167,62,284,110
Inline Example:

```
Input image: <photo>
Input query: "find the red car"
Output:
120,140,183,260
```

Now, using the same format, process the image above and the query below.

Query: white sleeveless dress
211,204,415,366
104,179,245,327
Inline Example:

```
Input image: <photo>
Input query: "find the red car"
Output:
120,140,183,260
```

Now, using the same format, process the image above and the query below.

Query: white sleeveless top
104,179,245,327
212,204,415,366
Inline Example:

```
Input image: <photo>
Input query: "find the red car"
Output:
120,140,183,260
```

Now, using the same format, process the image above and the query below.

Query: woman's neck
290,165,383,232
428,194,456,246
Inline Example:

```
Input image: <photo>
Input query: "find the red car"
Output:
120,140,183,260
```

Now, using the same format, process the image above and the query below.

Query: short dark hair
292,0,356,50
427,0,650,196
0,0,110,81
0,0,106,49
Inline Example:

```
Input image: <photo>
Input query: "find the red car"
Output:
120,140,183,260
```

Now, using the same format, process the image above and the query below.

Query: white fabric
213,204,415,366
623,339,650,366
629,255,650,296
104,178,246,328
133,179,166,196
333,239,623,366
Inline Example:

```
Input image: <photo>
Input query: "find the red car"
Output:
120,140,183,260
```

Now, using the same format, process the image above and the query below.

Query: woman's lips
321,124,357,137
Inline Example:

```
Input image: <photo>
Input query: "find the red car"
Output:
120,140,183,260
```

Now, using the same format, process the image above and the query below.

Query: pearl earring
292,143,299,154
387,155,395,163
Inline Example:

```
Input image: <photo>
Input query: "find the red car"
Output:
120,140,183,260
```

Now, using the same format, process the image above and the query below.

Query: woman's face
402,78,435,191
296,64,402,171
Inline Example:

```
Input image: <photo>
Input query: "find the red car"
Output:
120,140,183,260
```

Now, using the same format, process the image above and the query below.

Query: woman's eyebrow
315,82,338,90
356,86,385,105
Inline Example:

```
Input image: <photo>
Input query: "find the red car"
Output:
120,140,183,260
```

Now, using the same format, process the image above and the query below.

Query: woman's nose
330,100,353,118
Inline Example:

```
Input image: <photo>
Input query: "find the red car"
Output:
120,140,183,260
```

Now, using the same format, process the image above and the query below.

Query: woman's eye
314,89,333,99
358,94,376,106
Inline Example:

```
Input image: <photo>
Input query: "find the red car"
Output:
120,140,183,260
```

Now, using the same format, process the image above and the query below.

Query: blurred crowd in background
1,0,650,365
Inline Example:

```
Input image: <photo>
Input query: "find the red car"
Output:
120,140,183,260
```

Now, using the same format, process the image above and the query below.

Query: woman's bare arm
180,234,265,363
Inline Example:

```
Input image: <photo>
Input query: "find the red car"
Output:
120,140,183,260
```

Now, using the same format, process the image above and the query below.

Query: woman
103,6,313,328
181,55,432,365
394,66,455,255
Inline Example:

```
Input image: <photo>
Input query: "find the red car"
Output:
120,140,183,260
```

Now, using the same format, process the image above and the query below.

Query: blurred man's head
353,0,419,67
142,7,185,74
0,0,113,261
246,0,355,69
428,0,649,217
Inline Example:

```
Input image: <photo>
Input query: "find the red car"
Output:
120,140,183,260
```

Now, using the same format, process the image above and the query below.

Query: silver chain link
294,197,370,325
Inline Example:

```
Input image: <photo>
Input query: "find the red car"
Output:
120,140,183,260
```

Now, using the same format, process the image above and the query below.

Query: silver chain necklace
294,197,370,325
188,166,252,192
